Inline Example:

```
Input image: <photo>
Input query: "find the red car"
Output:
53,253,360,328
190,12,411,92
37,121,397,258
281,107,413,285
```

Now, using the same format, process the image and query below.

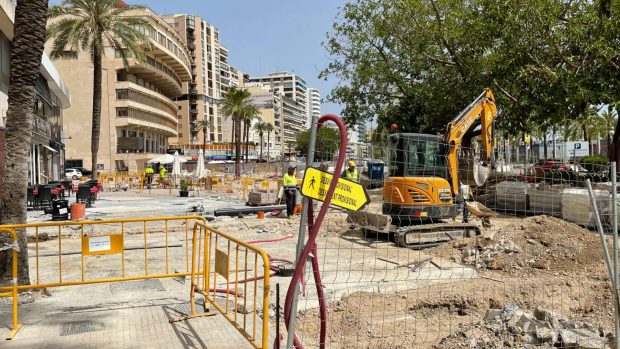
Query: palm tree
264,122,274,160
221,87,254,177
194,119,210,147
600,109,617,156
254,122,267,161
0,0,49,283
242,105,259,162
47,0,152,180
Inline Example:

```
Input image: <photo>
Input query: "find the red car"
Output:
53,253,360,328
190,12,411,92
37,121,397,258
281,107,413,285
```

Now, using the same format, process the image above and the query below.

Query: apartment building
48,6,191,172
307,87,320,127
247,71,308,119
245,82,308,158
164,14,243,160
0,0,71,185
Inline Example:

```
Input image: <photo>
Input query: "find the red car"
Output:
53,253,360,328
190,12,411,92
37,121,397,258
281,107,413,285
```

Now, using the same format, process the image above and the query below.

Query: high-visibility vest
283,173,297,187
160,168,167,177
345,169,358,182
145,168,154,174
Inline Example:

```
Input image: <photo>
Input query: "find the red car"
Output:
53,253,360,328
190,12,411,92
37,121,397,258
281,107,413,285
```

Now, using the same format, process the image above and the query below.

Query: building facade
48,6,191,173
163,14,241,157
248,71,308,120
0,0,71,185
307,87,320,127
245,82,308,158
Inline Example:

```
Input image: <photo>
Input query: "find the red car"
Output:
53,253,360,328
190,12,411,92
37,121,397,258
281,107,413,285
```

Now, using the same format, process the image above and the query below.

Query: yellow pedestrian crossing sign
301,167,370,211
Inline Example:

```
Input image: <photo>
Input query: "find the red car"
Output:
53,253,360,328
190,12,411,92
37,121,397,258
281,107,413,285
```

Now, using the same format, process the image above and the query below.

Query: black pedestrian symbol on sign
309,176,316,189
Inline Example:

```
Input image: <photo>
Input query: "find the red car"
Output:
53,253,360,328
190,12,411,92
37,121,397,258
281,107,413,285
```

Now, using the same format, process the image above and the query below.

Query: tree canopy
321,0,620,137
296,127,342,161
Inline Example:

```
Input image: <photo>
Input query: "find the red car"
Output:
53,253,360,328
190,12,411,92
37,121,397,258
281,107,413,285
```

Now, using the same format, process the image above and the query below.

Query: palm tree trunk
203,127,207,148
259,133,263,161
0,0,49,283
231,117,235,158
267,131,270,160
244,120,249,162
234,114,241,178
91,47,102,180
543,130,548,159
552,126,557,159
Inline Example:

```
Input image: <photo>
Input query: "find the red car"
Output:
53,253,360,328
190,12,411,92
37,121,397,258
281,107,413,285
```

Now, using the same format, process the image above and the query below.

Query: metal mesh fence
282,131,617,349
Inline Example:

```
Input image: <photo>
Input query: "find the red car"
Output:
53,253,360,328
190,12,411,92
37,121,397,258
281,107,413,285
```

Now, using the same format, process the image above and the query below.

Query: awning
41,144,58,153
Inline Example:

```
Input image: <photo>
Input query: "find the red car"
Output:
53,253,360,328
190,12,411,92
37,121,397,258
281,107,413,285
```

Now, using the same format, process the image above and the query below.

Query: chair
61,180,71,197
76,185,92,207
37,186,53,210
27,187,37,210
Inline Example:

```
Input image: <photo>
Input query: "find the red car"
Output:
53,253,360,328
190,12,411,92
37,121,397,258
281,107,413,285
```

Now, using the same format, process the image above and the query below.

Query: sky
146,0,348,115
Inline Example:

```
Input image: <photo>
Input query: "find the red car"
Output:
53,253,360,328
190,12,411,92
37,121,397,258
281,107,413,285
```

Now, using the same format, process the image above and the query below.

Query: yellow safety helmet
348,160,356,167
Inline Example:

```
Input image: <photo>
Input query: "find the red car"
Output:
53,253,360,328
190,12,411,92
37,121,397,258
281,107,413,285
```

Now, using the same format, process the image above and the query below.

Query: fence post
285,111,319,349
612,162,620,349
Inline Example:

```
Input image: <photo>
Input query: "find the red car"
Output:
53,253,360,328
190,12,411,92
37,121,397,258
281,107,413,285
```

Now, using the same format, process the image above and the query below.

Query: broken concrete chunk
484,308,503,323
535,327,558,343
576,336,606,349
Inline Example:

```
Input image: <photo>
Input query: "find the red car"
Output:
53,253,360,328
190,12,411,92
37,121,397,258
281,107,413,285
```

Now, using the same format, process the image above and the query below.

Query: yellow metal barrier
0,216,205,339
181,221,271,349
0,228,22,340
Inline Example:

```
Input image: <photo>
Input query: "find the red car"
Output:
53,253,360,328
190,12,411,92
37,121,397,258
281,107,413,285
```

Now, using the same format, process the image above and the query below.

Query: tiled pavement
0,278,257,349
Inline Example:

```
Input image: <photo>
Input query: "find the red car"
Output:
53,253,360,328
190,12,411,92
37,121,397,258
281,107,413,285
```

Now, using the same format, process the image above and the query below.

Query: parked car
533,160,570,177
67,167,92,176
65,168,82,180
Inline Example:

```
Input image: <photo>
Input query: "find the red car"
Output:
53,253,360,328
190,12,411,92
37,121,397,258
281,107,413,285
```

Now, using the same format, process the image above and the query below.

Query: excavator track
393,223,481,249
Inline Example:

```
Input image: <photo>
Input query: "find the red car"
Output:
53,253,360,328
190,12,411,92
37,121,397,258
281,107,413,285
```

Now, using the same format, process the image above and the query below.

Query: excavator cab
383,133,460,226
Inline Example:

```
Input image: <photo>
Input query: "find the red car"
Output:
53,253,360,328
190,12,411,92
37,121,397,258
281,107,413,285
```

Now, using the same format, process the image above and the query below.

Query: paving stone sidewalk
0,278,256,349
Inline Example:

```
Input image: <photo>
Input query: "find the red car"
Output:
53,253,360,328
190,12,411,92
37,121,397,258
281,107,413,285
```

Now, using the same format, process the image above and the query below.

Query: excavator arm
444,89,497,194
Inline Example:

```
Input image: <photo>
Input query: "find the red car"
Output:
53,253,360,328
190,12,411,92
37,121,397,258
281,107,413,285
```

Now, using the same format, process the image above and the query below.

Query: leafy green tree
0,0,49,283
321,0,619,150
47,0,152,179
296,127,341,161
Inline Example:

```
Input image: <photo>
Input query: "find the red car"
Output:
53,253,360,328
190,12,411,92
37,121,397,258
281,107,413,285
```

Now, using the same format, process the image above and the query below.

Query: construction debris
437,303,611,348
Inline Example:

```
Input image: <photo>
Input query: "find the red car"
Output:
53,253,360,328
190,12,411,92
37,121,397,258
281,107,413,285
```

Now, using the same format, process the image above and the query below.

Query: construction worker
145,166,154,188
283,164,297,219
342,160,359,182
159,165,167,183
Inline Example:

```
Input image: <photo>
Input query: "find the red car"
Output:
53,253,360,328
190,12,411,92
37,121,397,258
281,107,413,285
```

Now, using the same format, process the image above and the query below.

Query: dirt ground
3,195,616,349
293,214,615,349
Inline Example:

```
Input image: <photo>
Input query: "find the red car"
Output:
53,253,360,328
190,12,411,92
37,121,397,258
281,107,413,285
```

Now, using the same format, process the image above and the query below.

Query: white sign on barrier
88,236,111,252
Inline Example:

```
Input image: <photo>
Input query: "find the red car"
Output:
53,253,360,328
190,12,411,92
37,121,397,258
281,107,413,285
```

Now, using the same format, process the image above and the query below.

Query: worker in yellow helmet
342,160,359,182
282,164,298,219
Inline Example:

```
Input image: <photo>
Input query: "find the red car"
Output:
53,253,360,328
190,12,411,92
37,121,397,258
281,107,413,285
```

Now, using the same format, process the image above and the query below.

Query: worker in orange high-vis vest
342,160,359,182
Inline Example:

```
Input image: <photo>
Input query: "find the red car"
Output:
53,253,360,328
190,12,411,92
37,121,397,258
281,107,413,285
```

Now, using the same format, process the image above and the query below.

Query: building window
116,89,129,100
116,107,128,117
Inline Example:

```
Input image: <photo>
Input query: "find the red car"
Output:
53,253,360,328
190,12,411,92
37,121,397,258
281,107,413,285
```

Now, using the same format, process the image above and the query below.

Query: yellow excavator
349,89,498,248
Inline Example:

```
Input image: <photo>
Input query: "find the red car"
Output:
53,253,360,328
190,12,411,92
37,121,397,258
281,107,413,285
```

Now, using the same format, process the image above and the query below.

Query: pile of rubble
437,303,612,348
431,215,606,273
457,237,520,270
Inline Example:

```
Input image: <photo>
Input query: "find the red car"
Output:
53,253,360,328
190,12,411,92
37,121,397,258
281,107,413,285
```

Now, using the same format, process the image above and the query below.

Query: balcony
115,81,178,116
115,109,177,137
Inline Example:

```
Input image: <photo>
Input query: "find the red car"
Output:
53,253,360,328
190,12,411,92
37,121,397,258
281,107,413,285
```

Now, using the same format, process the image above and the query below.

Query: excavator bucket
459,157,491,186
